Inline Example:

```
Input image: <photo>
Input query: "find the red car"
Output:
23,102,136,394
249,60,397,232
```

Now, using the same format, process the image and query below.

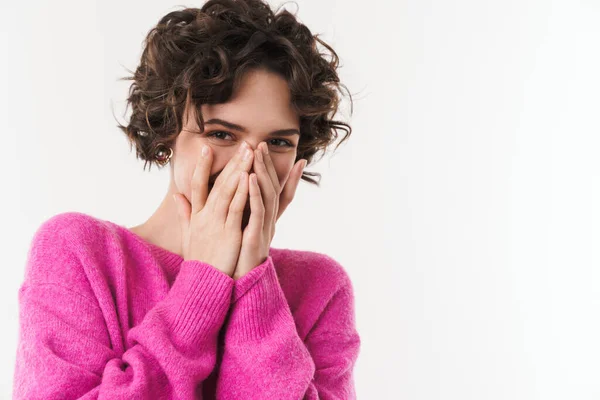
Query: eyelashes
268,138,295,148
205,130,295,148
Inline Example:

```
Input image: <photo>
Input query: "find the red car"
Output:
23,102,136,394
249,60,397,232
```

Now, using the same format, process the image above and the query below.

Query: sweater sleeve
215,256,361,400
13,226,234,399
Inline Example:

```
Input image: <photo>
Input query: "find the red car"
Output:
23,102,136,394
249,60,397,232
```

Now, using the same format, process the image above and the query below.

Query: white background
1,0,599,399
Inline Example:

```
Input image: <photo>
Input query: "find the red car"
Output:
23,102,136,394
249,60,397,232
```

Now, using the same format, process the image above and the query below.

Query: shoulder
32,211,109,242
268,247,358,340
270,247,354,293
24,211,114,284
27,210,120,264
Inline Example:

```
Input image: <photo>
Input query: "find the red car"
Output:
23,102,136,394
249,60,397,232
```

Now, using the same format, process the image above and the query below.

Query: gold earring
155,144,173,167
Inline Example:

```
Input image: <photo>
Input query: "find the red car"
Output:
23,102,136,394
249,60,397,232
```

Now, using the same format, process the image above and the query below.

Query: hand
232,142,307,281
172,142,255,277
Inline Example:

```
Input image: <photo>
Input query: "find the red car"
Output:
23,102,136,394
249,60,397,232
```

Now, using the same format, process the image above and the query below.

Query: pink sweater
12,212,360,399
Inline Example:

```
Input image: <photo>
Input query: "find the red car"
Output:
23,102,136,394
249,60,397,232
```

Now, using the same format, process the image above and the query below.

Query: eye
268,138,294,148
206,131,295,148
206,130,234,141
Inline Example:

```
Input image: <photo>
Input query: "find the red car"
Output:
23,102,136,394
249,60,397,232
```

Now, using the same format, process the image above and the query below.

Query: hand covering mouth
207,176,252,213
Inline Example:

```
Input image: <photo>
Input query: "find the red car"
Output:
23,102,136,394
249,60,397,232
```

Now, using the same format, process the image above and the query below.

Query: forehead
201,69,299,128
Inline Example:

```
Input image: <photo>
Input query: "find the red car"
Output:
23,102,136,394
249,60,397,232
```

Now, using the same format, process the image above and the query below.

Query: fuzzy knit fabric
12,211,361,399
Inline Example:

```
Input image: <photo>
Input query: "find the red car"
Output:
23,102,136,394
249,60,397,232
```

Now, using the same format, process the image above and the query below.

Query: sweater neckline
104,219,184,273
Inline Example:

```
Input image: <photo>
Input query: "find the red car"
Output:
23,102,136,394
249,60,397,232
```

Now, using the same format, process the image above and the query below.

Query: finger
211,144,254,218
225,171,249,230
253,146,277,221
191,145,213,215
259,142,283,220
173,192,191,233
205,141,252,212
259,142,281,194
207,141,252,207
277,159,306,220
246,172,265,235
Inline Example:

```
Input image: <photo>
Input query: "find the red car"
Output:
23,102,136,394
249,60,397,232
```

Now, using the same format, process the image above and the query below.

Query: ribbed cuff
166,260,234,347
231,256,273,303
226,257,295,343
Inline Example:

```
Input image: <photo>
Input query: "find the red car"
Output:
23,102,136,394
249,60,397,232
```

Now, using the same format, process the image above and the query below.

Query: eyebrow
204,118,300,136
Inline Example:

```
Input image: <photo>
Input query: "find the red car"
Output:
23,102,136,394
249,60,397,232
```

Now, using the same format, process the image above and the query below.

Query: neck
130,178,183,258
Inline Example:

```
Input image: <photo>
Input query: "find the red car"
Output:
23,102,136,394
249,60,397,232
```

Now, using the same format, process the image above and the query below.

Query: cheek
272,155,296,186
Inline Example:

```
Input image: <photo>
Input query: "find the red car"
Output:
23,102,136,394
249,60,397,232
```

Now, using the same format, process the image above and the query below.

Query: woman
13,0,360,398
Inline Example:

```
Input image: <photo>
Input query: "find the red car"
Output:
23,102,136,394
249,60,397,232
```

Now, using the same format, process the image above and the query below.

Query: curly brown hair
115,0,353,185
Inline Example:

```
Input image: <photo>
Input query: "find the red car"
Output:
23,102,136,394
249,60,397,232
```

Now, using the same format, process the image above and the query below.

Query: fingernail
262,142,269,154
239,141,248,154
243,147,251,161
201,145,209,157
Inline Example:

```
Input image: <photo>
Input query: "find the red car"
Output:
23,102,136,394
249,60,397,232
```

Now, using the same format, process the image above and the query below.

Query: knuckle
269,188,277,200
230,198,243,210
225,174,239,191
229,207,242,216
191,169,202,185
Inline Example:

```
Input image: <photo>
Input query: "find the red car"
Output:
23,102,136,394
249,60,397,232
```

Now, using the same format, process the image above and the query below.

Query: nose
241,140,260,152
240,140,259,174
